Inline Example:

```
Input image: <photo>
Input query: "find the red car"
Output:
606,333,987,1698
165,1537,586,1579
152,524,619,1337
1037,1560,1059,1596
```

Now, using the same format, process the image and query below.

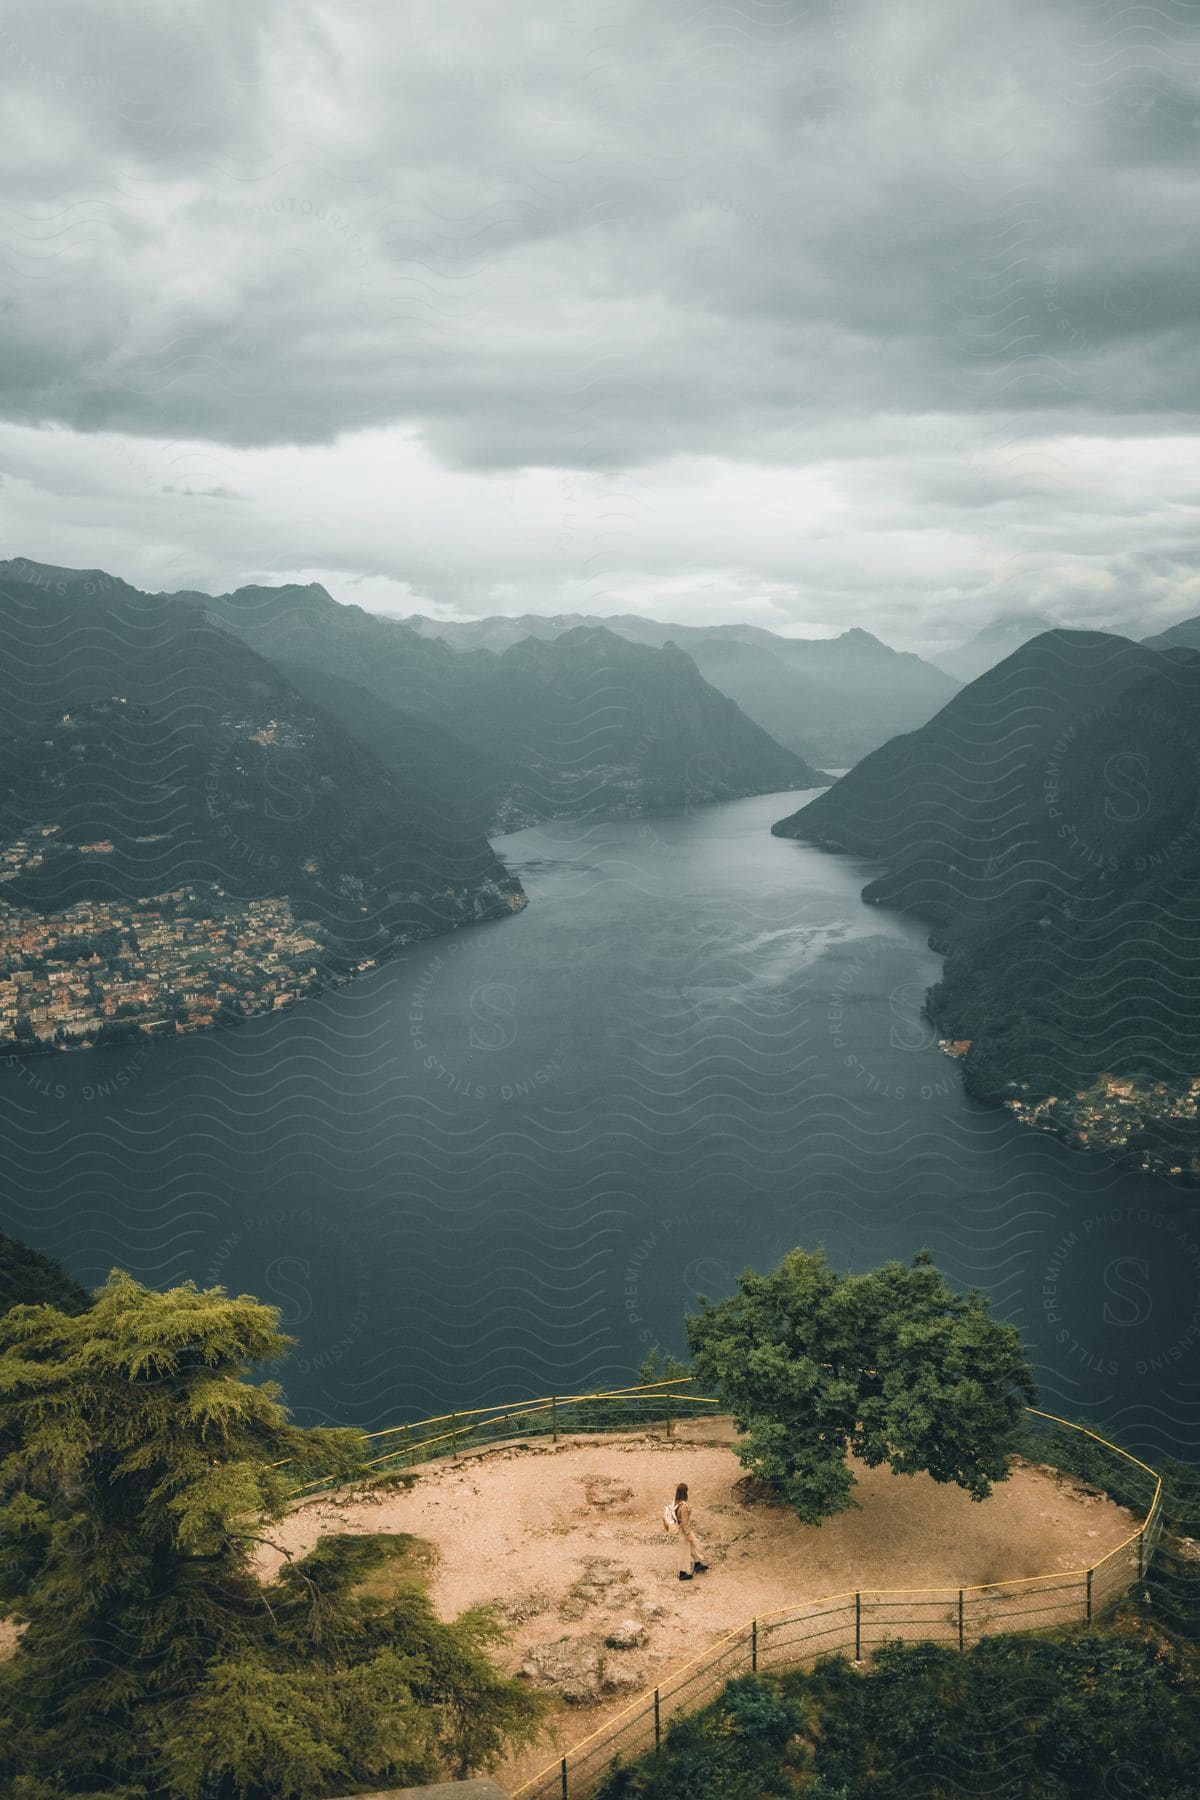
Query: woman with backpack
666,1482,708,1580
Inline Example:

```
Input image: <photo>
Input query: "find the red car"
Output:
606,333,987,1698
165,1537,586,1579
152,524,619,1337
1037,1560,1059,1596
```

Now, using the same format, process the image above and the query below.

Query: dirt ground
261,1417,1140,1792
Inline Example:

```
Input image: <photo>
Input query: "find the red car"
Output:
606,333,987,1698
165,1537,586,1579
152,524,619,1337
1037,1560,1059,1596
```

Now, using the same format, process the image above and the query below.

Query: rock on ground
520,1633,649,1705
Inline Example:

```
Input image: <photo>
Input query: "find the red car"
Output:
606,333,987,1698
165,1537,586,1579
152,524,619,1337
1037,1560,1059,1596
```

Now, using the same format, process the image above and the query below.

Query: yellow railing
281,1376,722,1499
273,1385,1163,1800
507,1406,1163,1800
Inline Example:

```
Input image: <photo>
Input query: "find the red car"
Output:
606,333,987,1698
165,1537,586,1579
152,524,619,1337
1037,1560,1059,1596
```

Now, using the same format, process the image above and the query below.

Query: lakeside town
939,1038,1200,1179
0,831,334,1051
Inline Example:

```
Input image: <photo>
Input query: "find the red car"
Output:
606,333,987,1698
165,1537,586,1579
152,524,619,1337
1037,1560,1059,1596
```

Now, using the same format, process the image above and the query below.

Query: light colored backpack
662,1500,678,1532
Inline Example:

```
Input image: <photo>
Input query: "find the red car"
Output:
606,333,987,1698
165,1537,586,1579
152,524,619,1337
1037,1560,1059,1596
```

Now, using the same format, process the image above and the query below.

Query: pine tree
0,1272,545,1797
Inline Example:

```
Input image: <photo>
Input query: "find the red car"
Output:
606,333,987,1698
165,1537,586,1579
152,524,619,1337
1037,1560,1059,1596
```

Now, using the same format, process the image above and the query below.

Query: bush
595,1624,1200,1799
595,1675,809,1798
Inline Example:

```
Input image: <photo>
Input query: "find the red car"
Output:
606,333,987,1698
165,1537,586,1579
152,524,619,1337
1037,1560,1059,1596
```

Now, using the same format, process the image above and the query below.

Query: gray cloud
1,0,1200,647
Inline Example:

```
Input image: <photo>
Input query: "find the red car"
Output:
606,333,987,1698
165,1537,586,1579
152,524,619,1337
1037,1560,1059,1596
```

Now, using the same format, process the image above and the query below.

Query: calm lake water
2,790,1197,1460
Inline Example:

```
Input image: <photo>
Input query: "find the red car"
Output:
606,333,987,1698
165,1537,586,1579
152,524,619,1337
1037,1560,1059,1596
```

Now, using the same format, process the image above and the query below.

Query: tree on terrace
686,1248,1035,1524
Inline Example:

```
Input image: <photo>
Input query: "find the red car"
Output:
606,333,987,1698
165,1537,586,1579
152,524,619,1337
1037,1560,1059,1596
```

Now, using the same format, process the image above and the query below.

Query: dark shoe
692,1562,709,1572
678,1571,693,1580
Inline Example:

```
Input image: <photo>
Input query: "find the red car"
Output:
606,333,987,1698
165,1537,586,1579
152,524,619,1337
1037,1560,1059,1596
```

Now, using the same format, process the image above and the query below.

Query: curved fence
503,1404,1160,1800
279,1388,1162,1800
285,1376,721,1500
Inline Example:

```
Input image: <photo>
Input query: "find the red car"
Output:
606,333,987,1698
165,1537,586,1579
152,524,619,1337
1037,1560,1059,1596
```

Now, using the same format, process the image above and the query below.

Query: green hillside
774,630,1200,1176
190,582,825,826
403,611,960,767
0,562,524,1051
0,1232,89,1314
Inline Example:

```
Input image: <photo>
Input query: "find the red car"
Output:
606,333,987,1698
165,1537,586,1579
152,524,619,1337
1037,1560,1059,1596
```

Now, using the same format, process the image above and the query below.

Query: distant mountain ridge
189,583,826,827
932,614,1060,683
401,611,960,768
1144,614,1200,653
774,628,1200,1178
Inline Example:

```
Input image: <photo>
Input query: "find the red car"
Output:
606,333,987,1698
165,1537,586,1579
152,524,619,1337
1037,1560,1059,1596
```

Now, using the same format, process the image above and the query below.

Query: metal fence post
502,1407,1164,1800
552,1395,558,1444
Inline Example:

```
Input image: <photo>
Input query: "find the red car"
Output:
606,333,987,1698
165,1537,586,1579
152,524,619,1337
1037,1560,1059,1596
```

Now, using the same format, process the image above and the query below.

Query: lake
2,790,1197,1462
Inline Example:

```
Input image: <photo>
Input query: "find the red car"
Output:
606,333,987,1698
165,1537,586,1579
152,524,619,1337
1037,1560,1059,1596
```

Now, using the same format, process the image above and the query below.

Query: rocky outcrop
519,1632,648,1705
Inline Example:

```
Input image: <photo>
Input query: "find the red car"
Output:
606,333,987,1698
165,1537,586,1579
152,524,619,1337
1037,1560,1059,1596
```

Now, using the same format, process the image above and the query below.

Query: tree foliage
0,1272,545,1798
686,1249,1036,1523
597,1628,1200,1799
598,1674,809,1799
636,1346,691,1387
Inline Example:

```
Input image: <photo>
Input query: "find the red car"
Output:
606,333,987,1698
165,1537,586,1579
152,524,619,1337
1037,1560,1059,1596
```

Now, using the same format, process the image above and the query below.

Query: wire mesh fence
510,1406,1163,1800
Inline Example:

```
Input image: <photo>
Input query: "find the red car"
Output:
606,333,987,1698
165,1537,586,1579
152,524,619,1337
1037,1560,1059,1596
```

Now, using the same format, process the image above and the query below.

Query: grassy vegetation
595,1612,1200,1798
344,1531,440,1604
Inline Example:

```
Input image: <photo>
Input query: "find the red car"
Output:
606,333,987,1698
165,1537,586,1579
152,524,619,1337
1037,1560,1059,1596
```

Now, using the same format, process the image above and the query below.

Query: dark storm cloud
2,0,1199,468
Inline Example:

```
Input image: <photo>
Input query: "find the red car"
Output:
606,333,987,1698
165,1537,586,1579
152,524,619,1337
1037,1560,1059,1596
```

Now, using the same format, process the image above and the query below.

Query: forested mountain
1144,614,1200,653
0,561,523,1051
774,630,1200,1177
275,661,503,843
190,583,825,825
0,1231,90,1314
403,611,959,767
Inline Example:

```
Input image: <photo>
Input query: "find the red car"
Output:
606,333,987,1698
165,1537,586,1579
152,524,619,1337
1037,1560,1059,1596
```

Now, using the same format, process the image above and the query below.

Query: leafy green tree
636,1346,691,1387
633,1345,696,1434
0,1272,545,1798
686,1249,1035,1523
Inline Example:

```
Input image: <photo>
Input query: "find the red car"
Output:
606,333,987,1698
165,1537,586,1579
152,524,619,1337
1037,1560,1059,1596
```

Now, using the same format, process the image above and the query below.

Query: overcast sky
1,0,1198,657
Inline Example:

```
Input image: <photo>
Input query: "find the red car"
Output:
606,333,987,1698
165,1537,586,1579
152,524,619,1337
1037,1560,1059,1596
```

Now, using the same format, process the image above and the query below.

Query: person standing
673,1482,709,1580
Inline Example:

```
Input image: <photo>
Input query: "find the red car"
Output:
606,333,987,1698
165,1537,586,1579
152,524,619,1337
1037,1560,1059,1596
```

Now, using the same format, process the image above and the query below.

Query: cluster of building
939,1036,1200,1178
0,873,328,1052
1005,1071,1200,1179
0,824,59,881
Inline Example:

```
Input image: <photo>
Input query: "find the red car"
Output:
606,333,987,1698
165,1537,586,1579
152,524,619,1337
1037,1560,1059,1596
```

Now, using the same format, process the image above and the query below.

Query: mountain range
0,558,829,1053
931,614,1060,684
0,560,526,1051
0,1230,90,1314
184,582,826,826
1143,614,1200,654
774,629,1200,1177
401,611,960,768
